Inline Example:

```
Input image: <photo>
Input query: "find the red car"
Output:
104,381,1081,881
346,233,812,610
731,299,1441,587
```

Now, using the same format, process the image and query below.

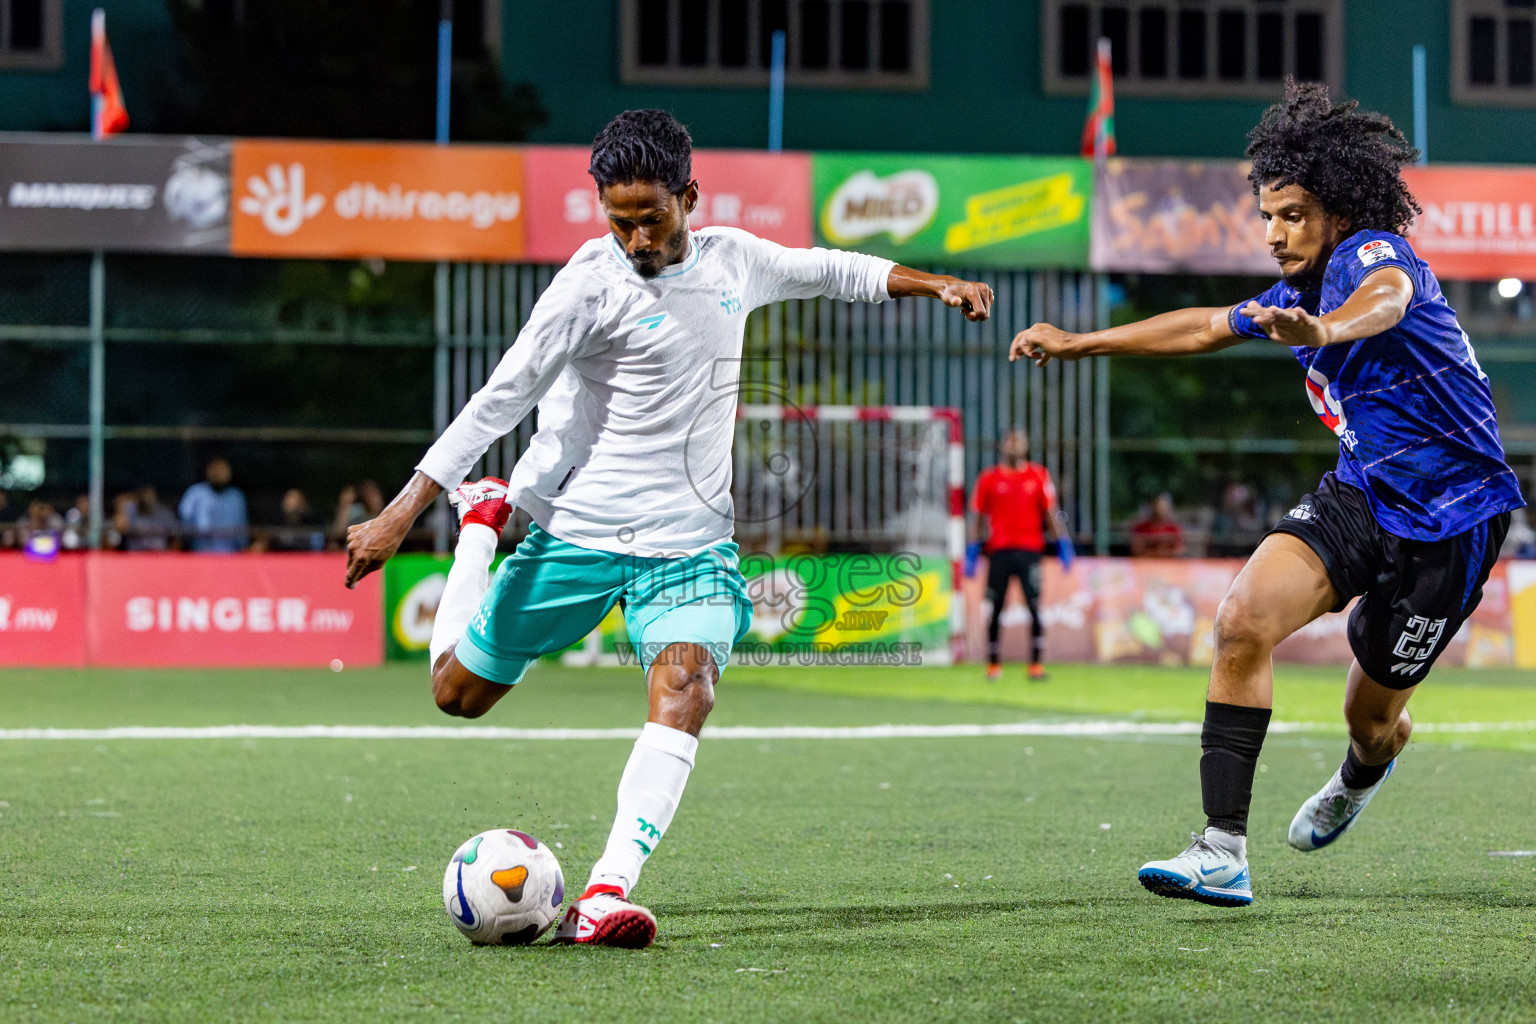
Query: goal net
566,404,967,666
732,404,966,662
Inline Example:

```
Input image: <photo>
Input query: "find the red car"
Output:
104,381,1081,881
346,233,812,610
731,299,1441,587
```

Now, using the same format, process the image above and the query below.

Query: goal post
734,404,967,664
565,403,968,666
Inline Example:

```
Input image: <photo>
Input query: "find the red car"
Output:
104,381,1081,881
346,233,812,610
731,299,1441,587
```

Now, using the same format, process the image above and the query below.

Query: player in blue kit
1012,81,1525,907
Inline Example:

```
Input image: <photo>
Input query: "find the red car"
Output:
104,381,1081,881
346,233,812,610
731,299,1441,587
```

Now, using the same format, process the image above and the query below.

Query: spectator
1211,481,1264,556
18,500,62,557
61,494,91,550
179,458,249,553
118,485,181,551
1130,493,1186,557
265,489,327,552
0,487,16,547
107,492,134,549
332,479,385,544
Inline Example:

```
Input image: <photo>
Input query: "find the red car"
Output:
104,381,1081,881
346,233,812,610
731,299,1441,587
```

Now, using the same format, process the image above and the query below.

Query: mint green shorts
455,523,753,686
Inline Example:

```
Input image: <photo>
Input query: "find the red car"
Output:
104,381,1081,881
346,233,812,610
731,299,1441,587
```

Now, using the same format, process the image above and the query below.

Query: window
0,0,62,69
1454,0,1536,105
620,0,929,90
1041,0,1342,99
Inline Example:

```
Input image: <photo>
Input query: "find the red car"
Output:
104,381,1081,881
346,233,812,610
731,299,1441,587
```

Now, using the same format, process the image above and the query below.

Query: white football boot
1288,759,1395,852
1137,831,1253,907
551,886,658,948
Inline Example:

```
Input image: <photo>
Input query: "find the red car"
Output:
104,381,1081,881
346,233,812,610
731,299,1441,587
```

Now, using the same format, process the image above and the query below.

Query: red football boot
449,477,512,536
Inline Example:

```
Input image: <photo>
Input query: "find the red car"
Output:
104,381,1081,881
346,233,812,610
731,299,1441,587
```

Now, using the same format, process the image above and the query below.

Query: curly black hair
1246,80,1421,235
588,109,693,194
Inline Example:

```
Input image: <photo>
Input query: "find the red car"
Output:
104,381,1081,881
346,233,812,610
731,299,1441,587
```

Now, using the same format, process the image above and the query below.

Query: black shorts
986,548,1043,604
1268,472,1510,689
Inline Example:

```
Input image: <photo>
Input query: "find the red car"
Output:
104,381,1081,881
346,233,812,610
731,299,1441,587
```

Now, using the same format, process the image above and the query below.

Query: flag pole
768,29,786,151
432,0,454,552
1412,44,1428,164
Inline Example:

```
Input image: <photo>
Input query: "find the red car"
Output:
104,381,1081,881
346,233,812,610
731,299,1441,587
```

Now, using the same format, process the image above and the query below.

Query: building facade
5,1,1536,162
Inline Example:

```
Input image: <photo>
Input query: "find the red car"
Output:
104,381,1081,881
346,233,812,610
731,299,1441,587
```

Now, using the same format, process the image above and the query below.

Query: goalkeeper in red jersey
969,430,1071,682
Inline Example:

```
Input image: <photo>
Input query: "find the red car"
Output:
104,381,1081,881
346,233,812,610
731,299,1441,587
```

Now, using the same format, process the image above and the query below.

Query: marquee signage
3,133,1534,279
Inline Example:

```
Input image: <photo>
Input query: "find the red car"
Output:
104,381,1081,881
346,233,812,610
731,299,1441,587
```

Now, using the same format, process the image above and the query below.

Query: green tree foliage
154,0,546,141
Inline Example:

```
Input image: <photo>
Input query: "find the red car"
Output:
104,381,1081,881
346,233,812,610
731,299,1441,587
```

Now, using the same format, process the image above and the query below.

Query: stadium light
1497,278,1524,299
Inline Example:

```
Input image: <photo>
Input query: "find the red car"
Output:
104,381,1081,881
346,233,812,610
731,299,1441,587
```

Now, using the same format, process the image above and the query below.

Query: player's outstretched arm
887,266,993,322
1009,306,1241,366
344,471,443,588
1239,267,1411,349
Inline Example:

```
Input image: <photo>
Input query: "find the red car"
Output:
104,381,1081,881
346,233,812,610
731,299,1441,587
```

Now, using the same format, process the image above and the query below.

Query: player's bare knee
648,645,718,724
1213,592,1276,658
431,667,486,719
432,674,469,717
660,660,716,712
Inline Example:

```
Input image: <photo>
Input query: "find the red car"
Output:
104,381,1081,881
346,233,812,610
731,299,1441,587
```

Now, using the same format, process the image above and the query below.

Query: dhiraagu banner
813,153,1091,268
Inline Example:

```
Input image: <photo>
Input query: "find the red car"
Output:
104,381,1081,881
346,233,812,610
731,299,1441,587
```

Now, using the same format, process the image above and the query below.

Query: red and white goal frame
736,404,966,663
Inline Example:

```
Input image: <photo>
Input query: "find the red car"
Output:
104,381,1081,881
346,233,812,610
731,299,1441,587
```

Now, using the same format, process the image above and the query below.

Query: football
442,829,566,945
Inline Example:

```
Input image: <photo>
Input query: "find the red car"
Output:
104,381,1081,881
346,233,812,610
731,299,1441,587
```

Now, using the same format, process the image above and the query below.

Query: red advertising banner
0,554,88,667
84,554,382,668
964,558,1521,670
1401,166,1536,281
229,140,525,261
522,146,813,263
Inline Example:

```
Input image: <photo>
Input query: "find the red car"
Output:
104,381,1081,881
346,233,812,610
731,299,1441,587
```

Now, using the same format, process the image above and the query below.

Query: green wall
504,0,1536,162
3,0,1534,161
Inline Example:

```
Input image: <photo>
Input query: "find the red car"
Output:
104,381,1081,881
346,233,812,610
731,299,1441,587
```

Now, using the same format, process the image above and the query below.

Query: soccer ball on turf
442,829,565,945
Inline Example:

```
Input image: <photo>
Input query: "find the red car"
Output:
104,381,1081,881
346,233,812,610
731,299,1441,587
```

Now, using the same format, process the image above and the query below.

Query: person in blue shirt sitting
1013,80,1525,908
179,457,249,553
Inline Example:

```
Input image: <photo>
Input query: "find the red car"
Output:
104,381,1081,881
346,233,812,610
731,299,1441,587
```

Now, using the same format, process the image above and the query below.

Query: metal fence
435,263,1111,552
0,257,1112,561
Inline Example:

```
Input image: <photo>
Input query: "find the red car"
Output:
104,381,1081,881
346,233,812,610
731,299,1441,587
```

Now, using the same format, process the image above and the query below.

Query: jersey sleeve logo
1357,239,1397,267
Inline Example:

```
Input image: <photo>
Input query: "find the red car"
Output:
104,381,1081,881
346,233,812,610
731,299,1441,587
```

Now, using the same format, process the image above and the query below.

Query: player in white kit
345,110,992,947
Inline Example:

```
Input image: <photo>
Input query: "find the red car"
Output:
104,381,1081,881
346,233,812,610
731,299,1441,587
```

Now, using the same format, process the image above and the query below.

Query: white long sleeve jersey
416,227,895,557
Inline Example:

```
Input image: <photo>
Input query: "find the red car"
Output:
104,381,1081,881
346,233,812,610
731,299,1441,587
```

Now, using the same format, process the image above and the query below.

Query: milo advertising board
813,153,1091,268
383,551,952,663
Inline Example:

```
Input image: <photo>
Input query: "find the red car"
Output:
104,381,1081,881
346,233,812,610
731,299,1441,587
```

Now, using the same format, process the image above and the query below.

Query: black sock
1200,701,1272,836
1028,603,1044,663
1339,745,1391,789
987,595,1003,665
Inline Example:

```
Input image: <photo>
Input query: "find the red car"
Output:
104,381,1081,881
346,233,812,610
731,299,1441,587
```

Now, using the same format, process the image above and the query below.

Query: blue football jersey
1229,229,1524,541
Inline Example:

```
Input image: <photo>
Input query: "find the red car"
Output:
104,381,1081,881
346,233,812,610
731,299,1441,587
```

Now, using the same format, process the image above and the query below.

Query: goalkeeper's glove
964,541,983,578
1055,535,1076,570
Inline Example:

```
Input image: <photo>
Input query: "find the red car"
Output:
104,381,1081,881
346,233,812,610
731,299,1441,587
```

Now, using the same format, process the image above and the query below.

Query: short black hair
1246,79,1421,236
588,109,693,194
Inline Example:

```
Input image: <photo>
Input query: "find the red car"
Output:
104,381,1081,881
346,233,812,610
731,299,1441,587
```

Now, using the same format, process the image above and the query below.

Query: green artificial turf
2,664,1534,1022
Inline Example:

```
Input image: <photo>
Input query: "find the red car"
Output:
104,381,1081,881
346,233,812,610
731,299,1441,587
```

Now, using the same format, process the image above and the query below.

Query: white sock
1204,826,1248,862
428,523,498,668
586,723,698,897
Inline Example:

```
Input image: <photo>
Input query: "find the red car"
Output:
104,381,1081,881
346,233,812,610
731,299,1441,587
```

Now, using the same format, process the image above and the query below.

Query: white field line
0,720,1533,742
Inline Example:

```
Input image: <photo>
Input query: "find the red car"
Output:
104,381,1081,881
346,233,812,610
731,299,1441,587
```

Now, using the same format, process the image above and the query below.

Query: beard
1280,266,1325,291
628,222,691,279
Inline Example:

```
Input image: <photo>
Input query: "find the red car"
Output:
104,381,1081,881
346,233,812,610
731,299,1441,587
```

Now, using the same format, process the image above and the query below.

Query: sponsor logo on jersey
636,313,667,330
1357,239,1397,266
1286,503,1316,522
1304,366,1349,437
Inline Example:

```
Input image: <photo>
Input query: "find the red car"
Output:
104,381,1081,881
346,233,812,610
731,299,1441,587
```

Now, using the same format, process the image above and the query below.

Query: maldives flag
90,8,129,138
1079,37,1115,159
